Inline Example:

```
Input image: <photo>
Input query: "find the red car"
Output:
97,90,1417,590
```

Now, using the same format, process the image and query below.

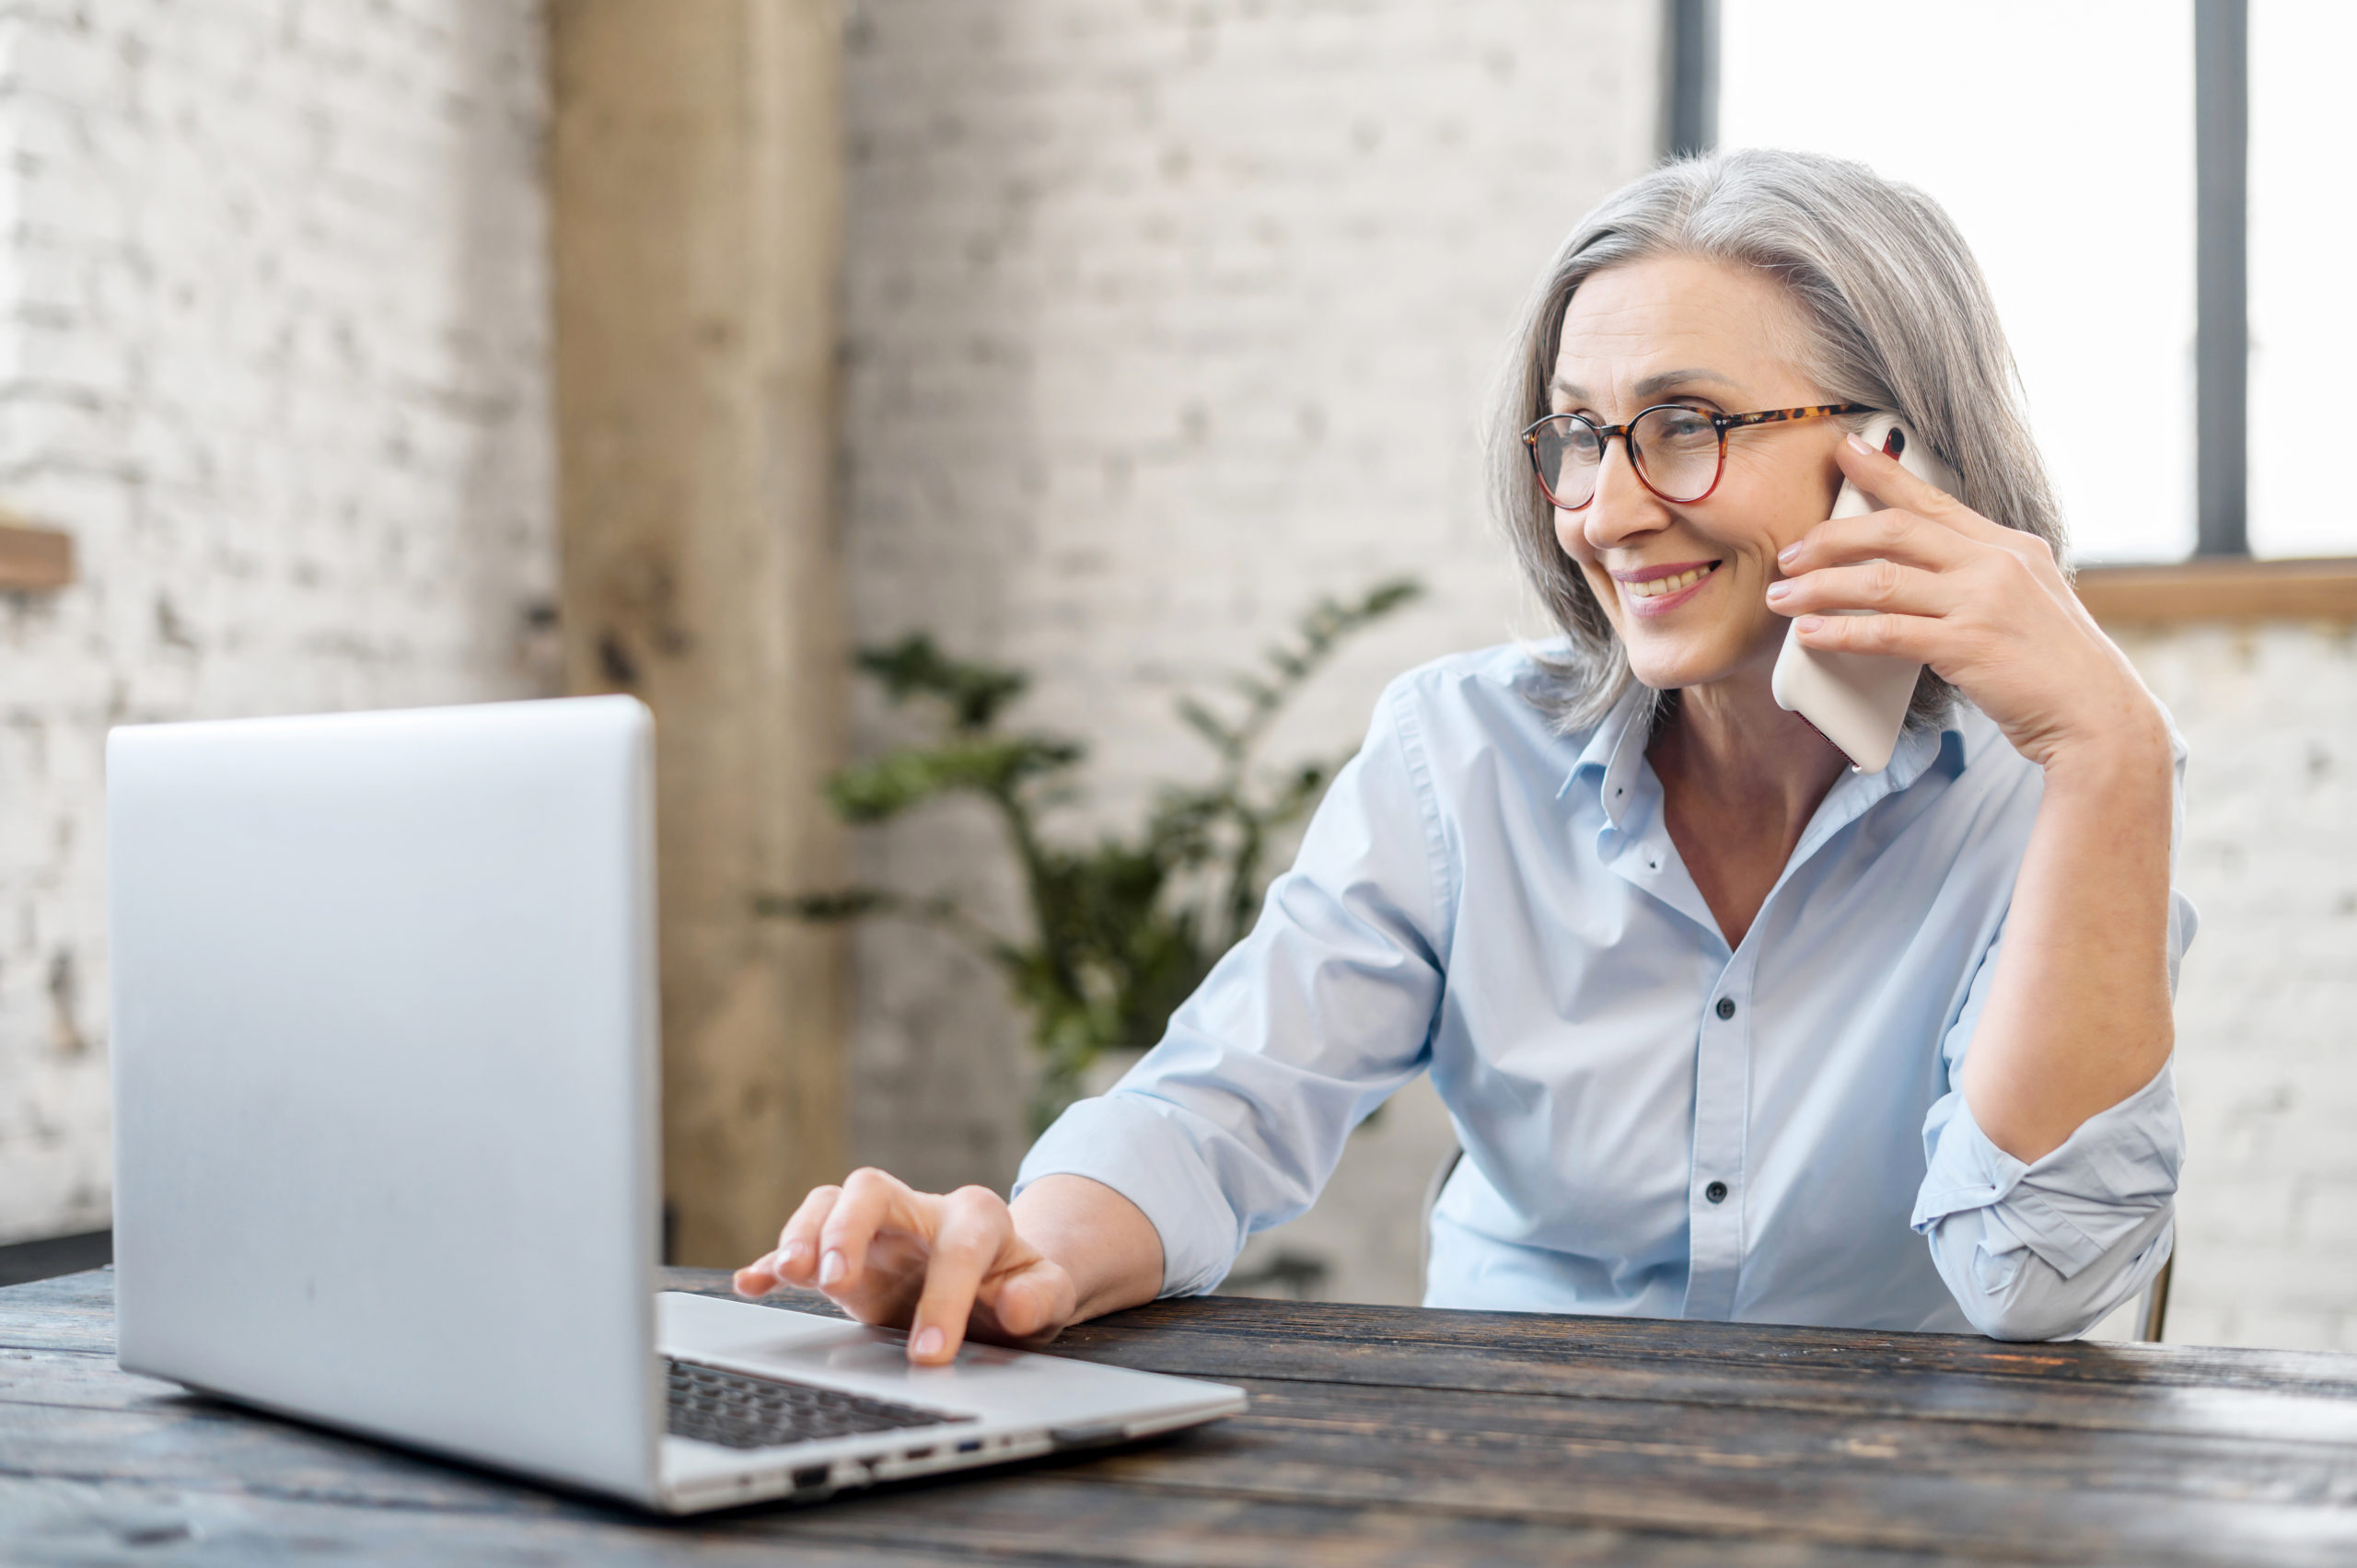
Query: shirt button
1715,997,1736,1020
1706,1180,1729,1204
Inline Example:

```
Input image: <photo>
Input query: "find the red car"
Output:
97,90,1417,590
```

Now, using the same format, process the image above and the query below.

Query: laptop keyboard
665,1357,973,1451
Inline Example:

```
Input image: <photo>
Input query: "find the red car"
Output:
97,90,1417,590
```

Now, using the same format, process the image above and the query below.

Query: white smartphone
1769,413,1959,773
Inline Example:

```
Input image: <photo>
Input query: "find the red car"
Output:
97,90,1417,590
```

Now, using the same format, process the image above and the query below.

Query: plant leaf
1177,696,1242,761
826,736,1085,822
854,633,1030,731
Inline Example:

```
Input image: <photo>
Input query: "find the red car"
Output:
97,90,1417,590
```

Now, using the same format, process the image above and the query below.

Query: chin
1617,612,1782,694
1620,640,1742,694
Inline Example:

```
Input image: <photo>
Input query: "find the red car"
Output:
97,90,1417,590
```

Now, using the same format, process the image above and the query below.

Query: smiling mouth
1621,562,1720,599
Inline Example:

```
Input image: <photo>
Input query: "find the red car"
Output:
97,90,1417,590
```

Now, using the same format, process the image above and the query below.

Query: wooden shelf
2074,556,2357,624
0,522,73,590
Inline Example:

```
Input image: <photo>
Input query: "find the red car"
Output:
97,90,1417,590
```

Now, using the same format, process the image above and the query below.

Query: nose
1573,436,1671,553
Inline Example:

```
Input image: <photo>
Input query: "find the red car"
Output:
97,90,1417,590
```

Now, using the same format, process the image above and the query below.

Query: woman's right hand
732,1168,1081,1365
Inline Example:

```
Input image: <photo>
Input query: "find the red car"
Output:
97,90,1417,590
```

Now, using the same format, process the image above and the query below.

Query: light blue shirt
1016,644,2192,1339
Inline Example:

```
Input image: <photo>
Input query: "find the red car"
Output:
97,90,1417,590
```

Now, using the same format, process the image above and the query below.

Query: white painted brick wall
0,1,557,1243
2119,625,2357,1351
836,0,1662,1197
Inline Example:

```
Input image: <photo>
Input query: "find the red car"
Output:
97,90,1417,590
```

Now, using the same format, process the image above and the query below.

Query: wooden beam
548,0,849,1266
0,522,73,590
2075,556,2357,625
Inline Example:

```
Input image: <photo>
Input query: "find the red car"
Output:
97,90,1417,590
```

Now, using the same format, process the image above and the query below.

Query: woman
734,149,2190,1357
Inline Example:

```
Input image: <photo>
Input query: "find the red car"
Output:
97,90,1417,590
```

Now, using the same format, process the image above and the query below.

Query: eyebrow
1550,368,1746,402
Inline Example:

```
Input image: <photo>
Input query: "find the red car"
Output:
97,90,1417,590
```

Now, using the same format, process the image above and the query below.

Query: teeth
1627,563,1716,598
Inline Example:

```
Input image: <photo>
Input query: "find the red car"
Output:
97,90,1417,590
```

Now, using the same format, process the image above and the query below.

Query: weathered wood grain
10,1267,2357,1567
17,1340,2348,1506
1061,1289,2357,1399
12,1349,2352,1564
0,1475,1104,1568
666,1266,2357,1398
0,1269,120,1354
3,1472,1965,1568
668,1269,2357,1445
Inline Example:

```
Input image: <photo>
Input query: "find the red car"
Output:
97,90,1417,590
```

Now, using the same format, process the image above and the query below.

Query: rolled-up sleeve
1911,878,2198,1340
1014,676,1450,1296
1912,1059,2180,1340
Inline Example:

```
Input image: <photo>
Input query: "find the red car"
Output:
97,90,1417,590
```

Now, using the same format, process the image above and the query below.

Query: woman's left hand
1766,433,2165,770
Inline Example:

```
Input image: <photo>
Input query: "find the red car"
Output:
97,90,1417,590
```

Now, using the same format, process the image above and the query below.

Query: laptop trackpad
762,1334,1020,1377
658,1292,1028,1395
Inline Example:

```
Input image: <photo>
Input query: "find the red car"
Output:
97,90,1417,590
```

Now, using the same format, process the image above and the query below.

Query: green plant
758,578,1422,1132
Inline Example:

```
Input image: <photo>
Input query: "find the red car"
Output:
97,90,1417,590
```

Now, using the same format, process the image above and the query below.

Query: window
2247,1,2357,559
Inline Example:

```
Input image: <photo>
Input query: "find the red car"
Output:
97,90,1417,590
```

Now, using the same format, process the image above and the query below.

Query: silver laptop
106,696,1244,1512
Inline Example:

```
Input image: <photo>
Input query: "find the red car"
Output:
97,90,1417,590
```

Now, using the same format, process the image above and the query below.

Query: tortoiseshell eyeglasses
1521,402,1873,510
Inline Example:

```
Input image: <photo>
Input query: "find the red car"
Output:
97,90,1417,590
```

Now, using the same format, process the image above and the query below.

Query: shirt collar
1786,704,1972,865
1880,711,1961,792
1560,683,1968,828
1560,682,1658,831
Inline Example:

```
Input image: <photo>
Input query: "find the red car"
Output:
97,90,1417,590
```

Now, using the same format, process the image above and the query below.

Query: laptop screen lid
108,697,664,1504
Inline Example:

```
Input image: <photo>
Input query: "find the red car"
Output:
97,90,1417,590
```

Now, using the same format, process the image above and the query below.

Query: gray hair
1490,147,2066,734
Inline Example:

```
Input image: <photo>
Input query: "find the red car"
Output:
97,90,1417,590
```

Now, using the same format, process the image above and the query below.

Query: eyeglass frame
1520,401,1875,510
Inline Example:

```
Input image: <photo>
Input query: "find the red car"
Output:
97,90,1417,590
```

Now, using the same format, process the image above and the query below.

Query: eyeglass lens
1532,406,1722,508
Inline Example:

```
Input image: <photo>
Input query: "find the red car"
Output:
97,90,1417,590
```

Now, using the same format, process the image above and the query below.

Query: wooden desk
8,1266,2357,1565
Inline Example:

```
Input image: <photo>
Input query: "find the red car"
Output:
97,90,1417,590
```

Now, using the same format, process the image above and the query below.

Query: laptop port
1050,1423,1125,1449
904,1446,935,1461
791,1465,831,1491
957,1438,983,1453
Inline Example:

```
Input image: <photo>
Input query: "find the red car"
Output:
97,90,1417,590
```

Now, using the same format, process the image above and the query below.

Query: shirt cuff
1910,1064,2182,1282
1014,1089,1244,1298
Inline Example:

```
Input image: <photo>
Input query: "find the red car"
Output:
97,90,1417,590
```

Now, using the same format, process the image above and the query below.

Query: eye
1639,406,1718,450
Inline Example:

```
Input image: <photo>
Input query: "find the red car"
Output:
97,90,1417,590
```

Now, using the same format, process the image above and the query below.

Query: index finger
1833,431,1994,540
907,1186,1012,1365
1780,506,1973,577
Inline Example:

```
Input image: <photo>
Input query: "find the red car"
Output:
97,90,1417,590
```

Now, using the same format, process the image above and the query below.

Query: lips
1622,563,1719,599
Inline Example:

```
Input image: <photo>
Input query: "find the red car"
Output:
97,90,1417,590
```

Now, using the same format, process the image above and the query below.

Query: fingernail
1765,579,1791,600
1795,615,1825,633
1777,541,1801,565
819,1249,846,1287
1847,432,1877,456
911,1326,946,1360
